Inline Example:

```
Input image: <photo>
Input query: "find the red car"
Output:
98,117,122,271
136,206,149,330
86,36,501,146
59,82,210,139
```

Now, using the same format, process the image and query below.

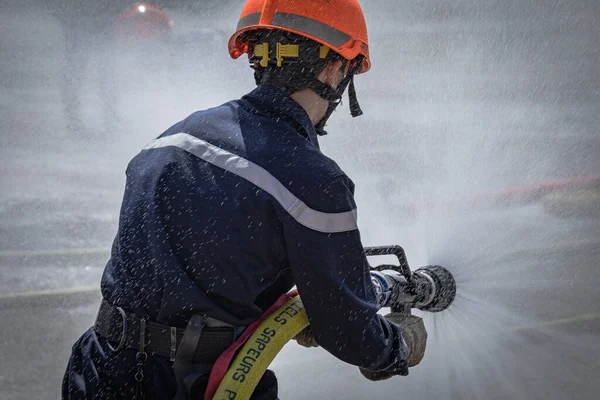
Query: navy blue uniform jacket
101,84,408,375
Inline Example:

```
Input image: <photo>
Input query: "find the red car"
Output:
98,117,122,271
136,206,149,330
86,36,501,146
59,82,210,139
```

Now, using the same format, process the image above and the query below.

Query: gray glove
293,325,319,348
360,313,428,381
388,313,427,367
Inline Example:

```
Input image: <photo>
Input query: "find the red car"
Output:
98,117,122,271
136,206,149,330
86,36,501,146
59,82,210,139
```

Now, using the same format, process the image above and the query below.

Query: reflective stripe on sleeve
143,133,358,233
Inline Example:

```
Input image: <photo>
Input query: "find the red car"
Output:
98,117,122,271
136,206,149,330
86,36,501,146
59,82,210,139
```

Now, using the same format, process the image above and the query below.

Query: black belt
94,299,237,363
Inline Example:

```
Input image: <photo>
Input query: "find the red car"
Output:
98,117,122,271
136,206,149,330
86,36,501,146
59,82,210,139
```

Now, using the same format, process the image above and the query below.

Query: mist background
1,1,599,399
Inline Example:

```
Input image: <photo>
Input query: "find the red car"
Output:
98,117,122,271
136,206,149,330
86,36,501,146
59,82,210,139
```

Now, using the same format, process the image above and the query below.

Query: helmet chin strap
313,74,363,136
280,75,357,136
308,74,361,135
275,56,365,135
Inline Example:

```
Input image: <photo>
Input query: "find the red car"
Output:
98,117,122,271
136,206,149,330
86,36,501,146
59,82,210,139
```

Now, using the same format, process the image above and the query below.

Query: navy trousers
62,327,278,400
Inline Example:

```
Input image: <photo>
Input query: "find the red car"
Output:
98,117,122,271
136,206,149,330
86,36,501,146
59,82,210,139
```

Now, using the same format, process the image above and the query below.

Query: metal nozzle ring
414,270,436,308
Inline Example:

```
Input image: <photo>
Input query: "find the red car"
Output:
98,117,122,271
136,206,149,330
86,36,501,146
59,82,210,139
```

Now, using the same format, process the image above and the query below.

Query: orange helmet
116,3,173,45
228,0,370,74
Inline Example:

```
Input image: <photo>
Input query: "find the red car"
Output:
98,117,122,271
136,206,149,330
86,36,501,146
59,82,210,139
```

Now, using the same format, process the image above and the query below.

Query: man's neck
290,89,329,126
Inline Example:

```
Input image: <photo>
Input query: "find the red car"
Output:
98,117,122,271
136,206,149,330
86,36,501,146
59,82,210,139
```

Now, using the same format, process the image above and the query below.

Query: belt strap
94,299,236,363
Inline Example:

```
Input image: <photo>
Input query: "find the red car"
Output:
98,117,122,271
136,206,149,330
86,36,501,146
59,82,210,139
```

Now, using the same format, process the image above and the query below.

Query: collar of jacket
242,84,320,148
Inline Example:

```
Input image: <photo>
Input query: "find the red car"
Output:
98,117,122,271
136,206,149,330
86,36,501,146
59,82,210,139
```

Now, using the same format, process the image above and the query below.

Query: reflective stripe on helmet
143,133,359,234
236,12,261,31
271,12,352,47
236,12,353,48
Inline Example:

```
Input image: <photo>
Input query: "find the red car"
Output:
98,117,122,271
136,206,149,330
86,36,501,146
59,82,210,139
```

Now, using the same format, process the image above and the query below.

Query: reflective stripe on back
143,133,358,233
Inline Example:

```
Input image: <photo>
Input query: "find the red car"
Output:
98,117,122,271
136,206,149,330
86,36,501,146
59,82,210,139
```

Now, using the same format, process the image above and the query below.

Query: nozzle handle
364,245,412,279
365,245,416,314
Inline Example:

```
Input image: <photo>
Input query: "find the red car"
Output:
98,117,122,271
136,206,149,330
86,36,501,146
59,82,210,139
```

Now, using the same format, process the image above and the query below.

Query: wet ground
1,1,599,399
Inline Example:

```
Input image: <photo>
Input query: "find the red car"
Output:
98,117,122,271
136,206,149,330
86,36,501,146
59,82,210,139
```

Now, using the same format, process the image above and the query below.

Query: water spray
367,245,457,314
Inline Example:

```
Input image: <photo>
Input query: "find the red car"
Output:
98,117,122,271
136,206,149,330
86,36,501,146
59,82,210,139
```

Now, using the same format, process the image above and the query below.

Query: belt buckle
107,306,128,352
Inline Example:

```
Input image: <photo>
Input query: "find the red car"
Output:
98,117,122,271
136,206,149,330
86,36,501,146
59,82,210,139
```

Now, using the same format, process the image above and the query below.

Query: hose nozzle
372,265,456,313
410,265,456,312
366,245,456,314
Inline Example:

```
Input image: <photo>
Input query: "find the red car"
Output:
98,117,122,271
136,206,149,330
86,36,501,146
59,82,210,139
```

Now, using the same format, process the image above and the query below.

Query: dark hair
245,29,344,89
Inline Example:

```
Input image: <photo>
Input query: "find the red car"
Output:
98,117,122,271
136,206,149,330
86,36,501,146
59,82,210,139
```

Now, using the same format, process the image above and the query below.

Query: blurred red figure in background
115,3,174,45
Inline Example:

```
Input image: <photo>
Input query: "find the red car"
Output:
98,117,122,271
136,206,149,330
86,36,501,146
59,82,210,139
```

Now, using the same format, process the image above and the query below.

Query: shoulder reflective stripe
271,12,352,47
291,202,358,233
143,133,358,233
236,12,261,31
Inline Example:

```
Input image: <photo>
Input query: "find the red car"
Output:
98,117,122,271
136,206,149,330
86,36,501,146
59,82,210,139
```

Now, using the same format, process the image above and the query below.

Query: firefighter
62,1,427,399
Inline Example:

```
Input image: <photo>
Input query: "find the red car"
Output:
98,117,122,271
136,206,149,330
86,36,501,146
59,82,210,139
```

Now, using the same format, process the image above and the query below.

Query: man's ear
319,60,344,88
